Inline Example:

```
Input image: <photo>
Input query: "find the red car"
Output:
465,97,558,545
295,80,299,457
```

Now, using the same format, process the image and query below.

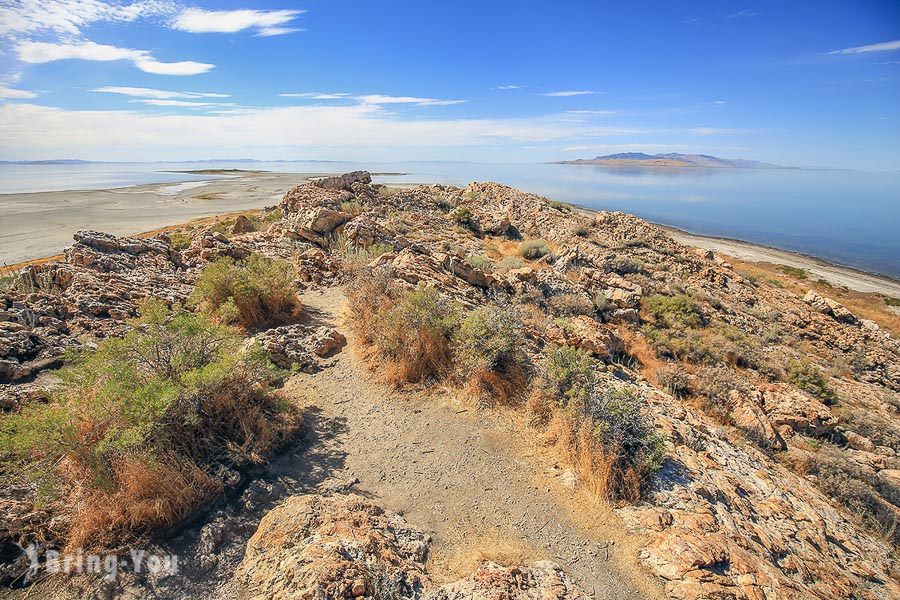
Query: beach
0,171,320,267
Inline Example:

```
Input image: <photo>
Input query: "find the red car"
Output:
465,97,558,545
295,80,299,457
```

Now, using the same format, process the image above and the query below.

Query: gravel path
272,287,660,599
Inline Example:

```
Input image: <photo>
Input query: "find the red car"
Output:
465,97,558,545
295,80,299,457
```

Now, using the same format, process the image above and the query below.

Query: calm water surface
1,161,898,278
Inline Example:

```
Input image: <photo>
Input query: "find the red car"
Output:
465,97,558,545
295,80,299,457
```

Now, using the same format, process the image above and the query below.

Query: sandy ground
264,288,662,599
0,172,322,266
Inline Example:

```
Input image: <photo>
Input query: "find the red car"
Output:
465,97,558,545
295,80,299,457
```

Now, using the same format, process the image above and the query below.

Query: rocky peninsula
1,172,898,599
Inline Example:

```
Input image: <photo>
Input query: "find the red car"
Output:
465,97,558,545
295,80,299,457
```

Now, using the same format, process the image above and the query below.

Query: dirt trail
268,286,660,599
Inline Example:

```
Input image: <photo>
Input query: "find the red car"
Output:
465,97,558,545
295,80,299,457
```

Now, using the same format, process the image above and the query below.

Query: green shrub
465,255,494,271
548,199,572,212
499,255,526,272
169,232,192,250
546,345,595,408
340,201,364,215
655,365,691,398
785,360,838,405
520,239,551,259
0,300,299,550
779,265,808,279
191,254,301,328
455,303,528,402
609,256,646,275
643,294,706,329
451,207,472,226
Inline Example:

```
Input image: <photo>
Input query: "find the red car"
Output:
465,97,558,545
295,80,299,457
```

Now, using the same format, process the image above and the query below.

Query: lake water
1,161,898,279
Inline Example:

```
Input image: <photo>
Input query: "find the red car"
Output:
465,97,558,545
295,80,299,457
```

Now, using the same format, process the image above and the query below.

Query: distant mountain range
556,153,791,169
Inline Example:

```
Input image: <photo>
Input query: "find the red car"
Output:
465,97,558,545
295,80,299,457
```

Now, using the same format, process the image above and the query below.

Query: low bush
451,207,472,227
655,365,691,398
191,254,301,329
544,346,665,501
347,275,459,387
520,239,551,260
609,256,646,276
571,223,591,237
465,255,494,271
499,255,526,272
0,300,300,550
454,302,528,403
548,293,595,317
643,294,706,329
785,360,838,405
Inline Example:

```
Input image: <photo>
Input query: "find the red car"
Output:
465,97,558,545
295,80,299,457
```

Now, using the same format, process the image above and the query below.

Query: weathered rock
231,214,255,234
760,384,838,437
229,494,431,600
313,170,372,191
545,315,623,359
425,561,588,599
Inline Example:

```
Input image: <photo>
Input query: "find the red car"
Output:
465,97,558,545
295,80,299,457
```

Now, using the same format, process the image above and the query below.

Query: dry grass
730,256,900,335
65,454,219,552
426,531,540,584
542,408,644,502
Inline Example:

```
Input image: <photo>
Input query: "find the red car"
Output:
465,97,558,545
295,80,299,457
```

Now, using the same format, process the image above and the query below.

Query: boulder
425,561,588,599
231,214,255,234
313,170,372,191
759,384,838,437
545,315,624,359
230,494,431,600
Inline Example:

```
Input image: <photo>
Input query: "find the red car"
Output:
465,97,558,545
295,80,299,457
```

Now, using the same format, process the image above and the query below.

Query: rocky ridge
1,171,898,599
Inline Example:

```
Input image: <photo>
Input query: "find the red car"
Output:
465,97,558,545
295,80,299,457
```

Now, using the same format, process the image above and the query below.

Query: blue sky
0,0,898,169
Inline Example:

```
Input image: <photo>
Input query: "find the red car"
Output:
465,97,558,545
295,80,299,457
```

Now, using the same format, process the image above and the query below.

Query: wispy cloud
355,94,465,106
0,0,177,37
0,102,644,161
689,127,740,136
828,40,900,55
566,109,617,115
94,86,229,99
137,99,227,107
282,93,465,107
0,85,37,99
171,8,305,36
713,100,727,105
15,40,213,75
543,90,595,97
497,85,523,90
728,8,759,18
280,92,351,99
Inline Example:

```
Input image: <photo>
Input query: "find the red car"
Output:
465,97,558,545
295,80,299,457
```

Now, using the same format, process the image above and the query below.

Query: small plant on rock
520,239,551,260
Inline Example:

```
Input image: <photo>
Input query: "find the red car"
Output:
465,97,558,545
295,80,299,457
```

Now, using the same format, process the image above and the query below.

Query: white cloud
172,8,304,35
280,92,351,99
0,0,176,37
355,94,465,106
713,100,726,105
497,85,523,90
0,85,37,99
728,9,759,18
0,102,643,161
542,90,595,97
689,127,739,136
15,40,213,75
137,99,225,107
566,110,617,115
828,40,900,55
93,86,229,99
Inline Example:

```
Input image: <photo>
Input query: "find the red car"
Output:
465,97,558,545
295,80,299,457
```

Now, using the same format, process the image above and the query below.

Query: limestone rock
229,494,431,600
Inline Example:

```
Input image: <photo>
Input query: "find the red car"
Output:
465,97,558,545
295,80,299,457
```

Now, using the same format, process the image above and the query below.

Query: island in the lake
556,152,790,169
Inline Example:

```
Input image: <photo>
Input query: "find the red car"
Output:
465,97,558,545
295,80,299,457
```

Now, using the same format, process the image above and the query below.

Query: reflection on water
1,161,898,278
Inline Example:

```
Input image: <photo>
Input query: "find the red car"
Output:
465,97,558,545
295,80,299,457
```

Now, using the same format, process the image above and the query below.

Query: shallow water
1,161,898,278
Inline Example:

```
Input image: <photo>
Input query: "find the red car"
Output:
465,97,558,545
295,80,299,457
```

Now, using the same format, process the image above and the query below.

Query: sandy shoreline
0,172,322,267
3,173,898,299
